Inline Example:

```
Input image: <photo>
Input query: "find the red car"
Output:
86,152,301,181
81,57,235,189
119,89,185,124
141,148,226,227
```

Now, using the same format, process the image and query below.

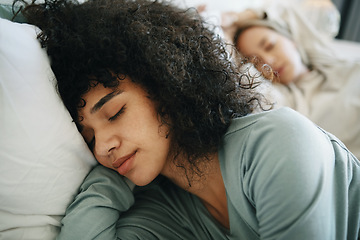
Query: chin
133,180,149,187
127,173,154,187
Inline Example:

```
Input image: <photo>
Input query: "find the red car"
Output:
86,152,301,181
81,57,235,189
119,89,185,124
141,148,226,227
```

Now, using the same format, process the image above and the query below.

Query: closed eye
109,105,126,122
264,38,277,52
265,42,275,51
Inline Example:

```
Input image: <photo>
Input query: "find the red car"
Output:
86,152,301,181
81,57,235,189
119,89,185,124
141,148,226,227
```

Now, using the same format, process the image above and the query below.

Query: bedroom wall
333,0,360,42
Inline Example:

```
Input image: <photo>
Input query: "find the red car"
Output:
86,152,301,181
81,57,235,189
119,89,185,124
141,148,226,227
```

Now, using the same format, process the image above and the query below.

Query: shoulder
220,107,334,181
225,107,326,145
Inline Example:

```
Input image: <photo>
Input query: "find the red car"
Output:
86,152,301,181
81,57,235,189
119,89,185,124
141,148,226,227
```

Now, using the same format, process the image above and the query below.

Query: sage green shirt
58,108,360,239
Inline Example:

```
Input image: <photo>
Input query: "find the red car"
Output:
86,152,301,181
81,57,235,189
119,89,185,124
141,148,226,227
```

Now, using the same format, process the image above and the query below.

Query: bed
1,0,359,239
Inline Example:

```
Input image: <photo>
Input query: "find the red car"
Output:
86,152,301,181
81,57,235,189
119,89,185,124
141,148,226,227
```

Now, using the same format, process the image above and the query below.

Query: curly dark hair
19,0,262,178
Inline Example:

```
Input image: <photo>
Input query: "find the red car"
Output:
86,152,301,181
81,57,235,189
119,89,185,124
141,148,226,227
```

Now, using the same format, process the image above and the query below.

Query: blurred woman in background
222,2,360,159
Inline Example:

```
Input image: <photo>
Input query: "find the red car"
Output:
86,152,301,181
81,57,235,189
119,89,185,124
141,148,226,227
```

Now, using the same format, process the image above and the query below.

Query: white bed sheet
332,39,360,61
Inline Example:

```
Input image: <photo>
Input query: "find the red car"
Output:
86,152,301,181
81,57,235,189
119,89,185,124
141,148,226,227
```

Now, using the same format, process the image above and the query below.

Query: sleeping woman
221,2,360,159
20,0,360,239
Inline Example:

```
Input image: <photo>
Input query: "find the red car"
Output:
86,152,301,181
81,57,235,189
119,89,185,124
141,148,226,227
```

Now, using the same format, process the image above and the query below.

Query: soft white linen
0,18,96,239
332,39,360,61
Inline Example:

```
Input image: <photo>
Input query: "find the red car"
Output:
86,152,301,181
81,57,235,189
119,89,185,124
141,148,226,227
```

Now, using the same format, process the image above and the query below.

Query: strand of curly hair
18,0,266,182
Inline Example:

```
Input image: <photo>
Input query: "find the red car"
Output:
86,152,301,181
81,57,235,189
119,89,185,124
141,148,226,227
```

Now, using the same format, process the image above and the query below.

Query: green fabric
117,180,226,239
0,3,26,22
58,108,360,239
57,165,213,240
219,107,360,239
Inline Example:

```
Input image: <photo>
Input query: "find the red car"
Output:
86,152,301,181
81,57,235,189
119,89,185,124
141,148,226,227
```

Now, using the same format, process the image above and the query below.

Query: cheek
281,40,300,61
94,155,111,168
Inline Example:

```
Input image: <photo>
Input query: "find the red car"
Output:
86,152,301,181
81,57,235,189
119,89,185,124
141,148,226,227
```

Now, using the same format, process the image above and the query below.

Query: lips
275,65,285,75
112,151,136,169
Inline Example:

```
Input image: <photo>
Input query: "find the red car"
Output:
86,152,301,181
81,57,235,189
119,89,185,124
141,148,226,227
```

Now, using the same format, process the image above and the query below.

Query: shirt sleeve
243,109,336,239
57,165,135,240
56,166,200,240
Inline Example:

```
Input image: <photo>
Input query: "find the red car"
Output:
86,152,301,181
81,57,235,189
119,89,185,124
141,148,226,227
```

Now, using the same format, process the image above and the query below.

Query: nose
93,129,120,157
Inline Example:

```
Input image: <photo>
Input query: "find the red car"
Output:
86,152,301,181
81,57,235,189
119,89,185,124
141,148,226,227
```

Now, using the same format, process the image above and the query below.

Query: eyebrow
90,90,123,114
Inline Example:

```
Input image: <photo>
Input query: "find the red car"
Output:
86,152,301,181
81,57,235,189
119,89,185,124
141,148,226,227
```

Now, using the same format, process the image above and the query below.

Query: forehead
236,26,277,52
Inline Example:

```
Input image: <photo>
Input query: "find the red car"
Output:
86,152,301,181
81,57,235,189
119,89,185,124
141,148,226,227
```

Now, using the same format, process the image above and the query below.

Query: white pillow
0,18,97,239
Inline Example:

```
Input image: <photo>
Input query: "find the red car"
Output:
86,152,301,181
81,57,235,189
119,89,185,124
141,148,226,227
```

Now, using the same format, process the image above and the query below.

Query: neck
161,153,230,229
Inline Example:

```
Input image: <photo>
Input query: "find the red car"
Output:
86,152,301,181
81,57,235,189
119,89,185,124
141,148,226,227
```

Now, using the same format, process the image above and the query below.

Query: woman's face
78,77,172,186
236,26,308,84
